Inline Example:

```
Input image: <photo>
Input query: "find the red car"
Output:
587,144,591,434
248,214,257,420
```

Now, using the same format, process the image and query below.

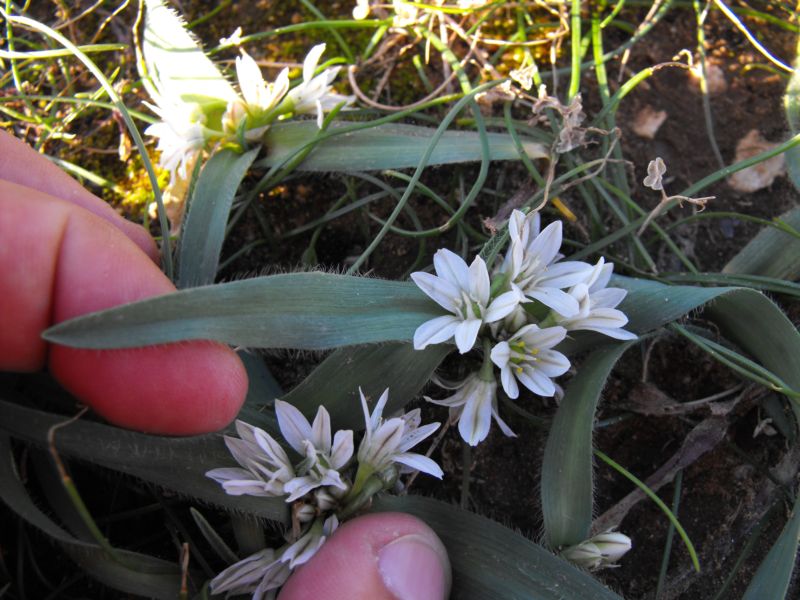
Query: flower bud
562,530,632,570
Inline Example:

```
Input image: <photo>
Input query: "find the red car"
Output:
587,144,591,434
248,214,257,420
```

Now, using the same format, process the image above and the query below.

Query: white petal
535,349,571,377
490,341,511,368
275,400,312,454
468,255,491,305
413,315,460,350
518,367,556,397
590,261,614,292
485,290,522,322
410,271,460,313
330,429,354,470
584,326,638,340
538,261,592,289
526,221,562,266
591,287,627,309
577,308,630,330
454,318,481,353
526,287,580,317
491,403,517,438
433,248,470,291
500,365,520,399
518,324,567,349
284,476,320,502
303,44,326,82
458,380,494,446
394,452,444,478
310,405,332,452
236,51,264,107
397,421,440,453
372,388,390,428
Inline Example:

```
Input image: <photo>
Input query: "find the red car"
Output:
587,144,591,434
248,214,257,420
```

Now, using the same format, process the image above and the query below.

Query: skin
0,130,450,598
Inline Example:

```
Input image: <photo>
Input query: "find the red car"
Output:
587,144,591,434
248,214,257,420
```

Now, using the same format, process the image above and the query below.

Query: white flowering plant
205,390,442,598
414,208,635,446
4,1,800,600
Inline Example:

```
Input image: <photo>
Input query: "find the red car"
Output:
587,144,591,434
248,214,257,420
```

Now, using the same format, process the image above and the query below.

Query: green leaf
0,399,288,524
722,206,800,281
665,272,800,297
0,433,183,599
705,290,800,421
262,121,547,172
283,343,450,429
372,495,622,600
541,342,636,548
142,0,236,108
784,39,800,189
177,148,259,289
742,494,800,600
43,273,440,350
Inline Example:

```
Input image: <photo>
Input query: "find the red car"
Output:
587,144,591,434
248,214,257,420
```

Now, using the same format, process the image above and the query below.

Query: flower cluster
146,42,354,182
413,209,635,445
206,389,441,598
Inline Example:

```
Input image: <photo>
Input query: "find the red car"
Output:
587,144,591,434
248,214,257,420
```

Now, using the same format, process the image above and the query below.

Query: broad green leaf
372,495,622,600
784,40,800,189
541,342,636,548
742,494,800,600
0,399,288,524
665,272,800,297
235,350,282,433
722,206,800,281
262,121,548,172
283,343,450,429
705,290,800,421
0,433,183,599
43,273,439,350
177,148,259,289
142,0,236,108
614,276,738,333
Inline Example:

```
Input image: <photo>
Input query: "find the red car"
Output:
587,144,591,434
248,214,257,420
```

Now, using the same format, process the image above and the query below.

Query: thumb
278,512,451,600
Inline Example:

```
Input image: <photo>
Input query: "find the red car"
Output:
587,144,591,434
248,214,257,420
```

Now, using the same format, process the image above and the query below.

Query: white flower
353,0,370,19
556,258,637,340
490,325,570,399
286,44,355,127
391,0,420,27
206,420,295,497
412,249,521,354
501,210,590,317
426,373,514,446
282,515,339,568
144,100,206,180
275,400,354,502
210,515,338,599
562,530,632,570
210,547,290,600
357,388,443,478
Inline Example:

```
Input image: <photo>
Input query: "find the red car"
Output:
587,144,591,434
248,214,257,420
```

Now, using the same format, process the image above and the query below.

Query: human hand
0,131,452,599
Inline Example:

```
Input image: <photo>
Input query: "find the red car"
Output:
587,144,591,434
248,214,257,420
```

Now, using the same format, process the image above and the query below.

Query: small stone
727,129,785,193
632,106,667,139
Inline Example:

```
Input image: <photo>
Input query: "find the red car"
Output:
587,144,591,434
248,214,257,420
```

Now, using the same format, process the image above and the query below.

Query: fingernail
377,534,450,600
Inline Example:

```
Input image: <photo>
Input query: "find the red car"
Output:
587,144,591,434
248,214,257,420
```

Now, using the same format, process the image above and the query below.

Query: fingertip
49,206,248,434
49,342,248,434
278,512,451,600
